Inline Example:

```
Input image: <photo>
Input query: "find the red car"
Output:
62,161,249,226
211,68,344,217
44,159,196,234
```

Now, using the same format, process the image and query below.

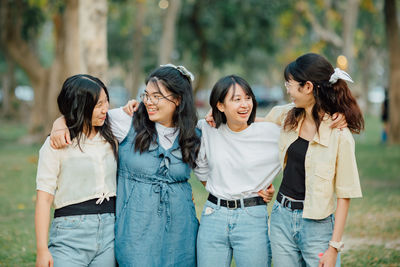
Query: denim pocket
54,215,83,229
309,214,333,224
271,200,280,214
48,221,58,247
201,205,215,217
244,205,268,219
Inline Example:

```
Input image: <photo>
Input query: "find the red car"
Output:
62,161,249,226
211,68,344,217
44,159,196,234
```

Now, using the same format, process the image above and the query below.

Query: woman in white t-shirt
195,75,280,267
35,74,118,267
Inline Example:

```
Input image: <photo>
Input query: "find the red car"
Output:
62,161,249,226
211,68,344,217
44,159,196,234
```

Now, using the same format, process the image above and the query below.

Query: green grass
0,116,399,266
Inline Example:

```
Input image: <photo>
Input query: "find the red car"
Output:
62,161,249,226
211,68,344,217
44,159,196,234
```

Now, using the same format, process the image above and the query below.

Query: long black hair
133,66,201,168
209,75,257,128
57,74,118,159
283,53,364,134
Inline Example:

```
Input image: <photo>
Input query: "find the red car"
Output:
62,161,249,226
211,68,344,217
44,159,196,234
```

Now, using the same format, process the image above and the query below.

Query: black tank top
278,137,309,200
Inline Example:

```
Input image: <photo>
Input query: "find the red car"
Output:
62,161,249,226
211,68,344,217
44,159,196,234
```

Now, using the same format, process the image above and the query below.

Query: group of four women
35,53,363,267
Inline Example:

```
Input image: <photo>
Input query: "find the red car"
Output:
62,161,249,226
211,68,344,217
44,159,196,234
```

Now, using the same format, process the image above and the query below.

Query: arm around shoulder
264,103,294,126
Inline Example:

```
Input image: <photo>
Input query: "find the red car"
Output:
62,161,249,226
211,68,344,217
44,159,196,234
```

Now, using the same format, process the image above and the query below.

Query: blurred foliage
0,0,391,98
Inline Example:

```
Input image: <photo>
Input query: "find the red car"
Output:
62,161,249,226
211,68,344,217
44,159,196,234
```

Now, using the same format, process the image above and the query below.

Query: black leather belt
54,197,116,218
277,192,304,210
207,193,265,209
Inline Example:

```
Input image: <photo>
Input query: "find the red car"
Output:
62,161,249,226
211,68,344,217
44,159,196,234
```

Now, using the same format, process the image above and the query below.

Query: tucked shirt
195,119,281,200
265,104,363,219
36,133,117,209
279,136,309,200
108,107,179,149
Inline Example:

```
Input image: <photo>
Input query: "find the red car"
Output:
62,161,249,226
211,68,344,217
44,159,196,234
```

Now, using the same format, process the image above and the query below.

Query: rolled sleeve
108,107,133,143
194,120,209,182
264,103,294,126
36,138,60,195
334,132,362,198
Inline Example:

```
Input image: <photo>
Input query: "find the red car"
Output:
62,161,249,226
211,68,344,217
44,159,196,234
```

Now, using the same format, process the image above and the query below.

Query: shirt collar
296,114,332,147
313,114,332,147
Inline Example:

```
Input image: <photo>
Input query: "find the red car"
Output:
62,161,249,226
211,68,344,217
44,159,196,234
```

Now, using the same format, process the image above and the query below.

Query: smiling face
143,80,179,127
285,79,315,109
217,84,253,131
91,88,109,128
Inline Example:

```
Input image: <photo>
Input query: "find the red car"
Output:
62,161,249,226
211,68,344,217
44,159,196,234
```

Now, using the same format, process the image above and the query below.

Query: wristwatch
329,240,344,252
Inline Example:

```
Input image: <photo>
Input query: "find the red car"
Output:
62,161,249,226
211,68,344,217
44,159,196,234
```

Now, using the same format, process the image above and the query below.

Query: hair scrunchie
160,63,195,82
329,68,353,84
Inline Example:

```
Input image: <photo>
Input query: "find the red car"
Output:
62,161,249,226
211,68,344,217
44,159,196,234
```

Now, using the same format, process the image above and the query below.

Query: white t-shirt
195,119,281,200
108,107,179,149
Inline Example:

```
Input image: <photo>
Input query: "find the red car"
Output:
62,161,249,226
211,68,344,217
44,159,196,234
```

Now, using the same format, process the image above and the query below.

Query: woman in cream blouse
35,75,118,267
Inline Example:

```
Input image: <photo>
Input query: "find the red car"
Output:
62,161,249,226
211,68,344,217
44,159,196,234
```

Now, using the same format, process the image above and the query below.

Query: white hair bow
160,63,195,82
329,68,353,84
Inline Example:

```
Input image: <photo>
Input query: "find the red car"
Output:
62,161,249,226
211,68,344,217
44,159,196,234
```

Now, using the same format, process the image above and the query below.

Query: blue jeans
48,213,116,267
197,200,271,267
270,200,340,267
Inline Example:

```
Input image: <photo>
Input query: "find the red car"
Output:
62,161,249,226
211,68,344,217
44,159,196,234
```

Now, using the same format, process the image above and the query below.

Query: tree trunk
158,0,181,64
0,0,109,143
130,0,147,99
384,0,400,144
79,0,108,80
358,46,374,114
1,55,17,118
342,0,360,72
190,0,208,94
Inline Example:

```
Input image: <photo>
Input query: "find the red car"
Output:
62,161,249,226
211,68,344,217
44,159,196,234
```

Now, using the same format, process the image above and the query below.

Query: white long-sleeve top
195,119,281,200
108,107,179,149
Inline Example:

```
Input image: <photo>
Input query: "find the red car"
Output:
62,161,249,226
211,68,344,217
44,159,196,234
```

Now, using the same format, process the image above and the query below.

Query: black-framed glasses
139,93,173,105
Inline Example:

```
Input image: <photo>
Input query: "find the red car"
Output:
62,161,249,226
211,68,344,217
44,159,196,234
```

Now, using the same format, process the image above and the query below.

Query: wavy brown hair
283,53,364,134
132,66,201,169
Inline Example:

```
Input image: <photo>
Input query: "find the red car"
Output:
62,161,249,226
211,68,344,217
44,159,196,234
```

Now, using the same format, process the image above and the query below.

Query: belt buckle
227,200,238,209
283,198,291,209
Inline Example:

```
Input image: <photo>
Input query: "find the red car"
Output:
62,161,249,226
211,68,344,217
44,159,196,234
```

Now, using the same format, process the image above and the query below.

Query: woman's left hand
205,108,216,128
330,113,347,129
257,184,275,203
123,99,140,116
318,247,338,267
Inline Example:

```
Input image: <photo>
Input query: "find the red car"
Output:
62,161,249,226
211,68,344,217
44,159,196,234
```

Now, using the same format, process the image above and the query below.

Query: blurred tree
159,0,181,64
287,0,388,112
178,0,282,92
0,51,17,118
0,0,108,142
296,0,360,71
356,0,385,112
131,0,147,98
384,0,400,144
108,0,159,98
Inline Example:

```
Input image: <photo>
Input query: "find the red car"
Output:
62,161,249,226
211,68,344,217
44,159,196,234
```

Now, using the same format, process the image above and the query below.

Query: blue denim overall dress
115,125,199,267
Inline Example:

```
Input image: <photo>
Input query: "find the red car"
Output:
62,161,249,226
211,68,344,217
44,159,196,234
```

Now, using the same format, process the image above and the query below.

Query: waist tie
131,175,186,231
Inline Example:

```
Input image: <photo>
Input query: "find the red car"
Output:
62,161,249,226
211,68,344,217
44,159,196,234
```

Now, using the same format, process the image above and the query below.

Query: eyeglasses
139,93,173,105
284,81,300,90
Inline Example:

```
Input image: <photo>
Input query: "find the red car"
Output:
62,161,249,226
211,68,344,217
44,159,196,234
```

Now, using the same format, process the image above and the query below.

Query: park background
0,0,399,266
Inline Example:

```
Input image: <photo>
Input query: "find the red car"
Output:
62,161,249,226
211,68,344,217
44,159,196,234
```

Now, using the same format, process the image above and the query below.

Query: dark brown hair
210,75,257,128
133,66,201,168
57,74,118,159
283,53,364,134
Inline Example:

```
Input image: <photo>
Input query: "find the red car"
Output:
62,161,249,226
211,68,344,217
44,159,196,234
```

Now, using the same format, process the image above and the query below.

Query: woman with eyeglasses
264,53,363,267
50,65,201,266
